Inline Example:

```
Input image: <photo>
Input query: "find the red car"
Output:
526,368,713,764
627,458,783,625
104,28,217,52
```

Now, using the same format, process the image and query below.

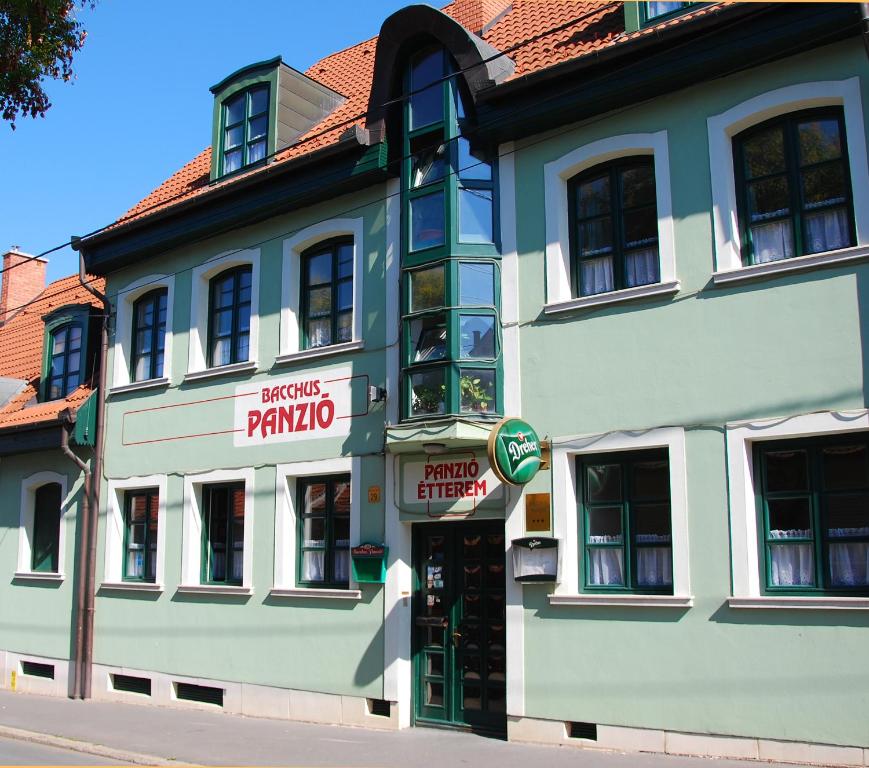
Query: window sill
176,584,252,596
728,596,869,610
108,378,169,396
99,581,164,593
183,361,257,383
713,244,869,286
549,593,693,608
544,280,680,315
274,340,364,367
269,587,362,600
13,571,64,582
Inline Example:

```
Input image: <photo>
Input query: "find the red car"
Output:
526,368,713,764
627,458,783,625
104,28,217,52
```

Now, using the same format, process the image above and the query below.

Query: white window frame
708,78,869,284
543,131,679,314
277,218,365,365
549,427,692,606
272,456,362,599
110,274,175,392
185,249,260,379
16,471,68,580
726,409,869,609
180,467,255,594
101,475,167,591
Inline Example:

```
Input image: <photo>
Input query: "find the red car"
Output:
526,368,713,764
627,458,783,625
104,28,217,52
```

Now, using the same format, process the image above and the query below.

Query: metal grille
567,721,598,740
21,661,54,679
112,673,152,696
175,682,224,706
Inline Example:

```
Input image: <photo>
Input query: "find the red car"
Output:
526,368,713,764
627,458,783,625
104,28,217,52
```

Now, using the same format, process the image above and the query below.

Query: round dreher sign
487,417,543,485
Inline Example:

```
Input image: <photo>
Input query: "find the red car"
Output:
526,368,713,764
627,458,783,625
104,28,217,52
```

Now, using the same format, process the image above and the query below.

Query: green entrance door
413,521,506,735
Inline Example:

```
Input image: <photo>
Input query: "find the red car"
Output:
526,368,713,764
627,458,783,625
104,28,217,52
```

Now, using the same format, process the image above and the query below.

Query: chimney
447,0,512,35
0,246,47,325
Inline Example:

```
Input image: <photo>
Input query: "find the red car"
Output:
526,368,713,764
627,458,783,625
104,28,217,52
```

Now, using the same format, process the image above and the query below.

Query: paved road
0,735,133,765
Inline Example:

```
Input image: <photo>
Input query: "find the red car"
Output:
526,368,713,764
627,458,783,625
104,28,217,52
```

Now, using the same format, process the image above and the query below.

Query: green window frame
755,434,869,594
578,449,673,593
32,482,62,573
567,157,660,298
297,475,351,588
301,238,353,349
131,289,167,382
220,85,269,176
207,266,252,367
734,107,855,266
46,323,83,401
201,483,245,586
123,489,158,582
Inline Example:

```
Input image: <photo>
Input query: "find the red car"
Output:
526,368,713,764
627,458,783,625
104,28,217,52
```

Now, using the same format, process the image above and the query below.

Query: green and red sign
487,417,543,485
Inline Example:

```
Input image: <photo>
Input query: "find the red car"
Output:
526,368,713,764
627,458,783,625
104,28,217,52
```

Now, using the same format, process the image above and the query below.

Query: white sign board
234,367,354,447
402,453,504,511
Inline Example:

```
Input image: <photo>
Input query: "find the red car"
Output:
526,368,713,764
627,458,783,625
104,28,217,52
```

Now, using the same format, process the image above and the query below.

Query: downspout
862,4,869,57
59,410,89,700
76,250,110,700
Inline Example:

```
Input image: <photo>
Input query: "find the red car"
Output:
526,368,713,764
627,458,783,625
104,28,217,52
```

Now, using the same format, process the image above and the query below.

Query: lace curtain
752,209,849,263
828,542,869,587
625,248,659,288
580,256,613,296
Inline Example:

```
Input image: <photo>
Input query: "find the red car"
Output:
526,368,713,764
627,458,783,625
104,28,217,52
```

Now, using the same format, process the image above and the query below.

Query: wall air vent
111,673,152,696
567,721,598,740
21,661,54,679
175,681,224,707
368,698,391,717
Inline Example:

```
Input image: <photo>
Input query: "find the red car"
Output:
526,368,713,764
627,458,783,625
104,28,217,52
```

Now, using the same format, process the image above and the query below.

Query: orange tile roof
113,1,716,230
0,274,104,430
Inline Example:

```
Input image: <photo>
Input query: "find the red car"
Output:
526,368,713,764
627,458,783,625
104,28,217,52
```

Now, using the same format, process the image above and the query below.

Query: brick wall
0,248,47,325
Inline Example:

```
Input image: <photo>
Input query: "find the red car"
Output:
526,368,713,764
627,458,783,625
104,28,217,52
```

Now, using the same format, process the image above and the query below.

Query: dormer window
645,1,690,20
221,85,269,175
42,304,93,402
624,1,696,32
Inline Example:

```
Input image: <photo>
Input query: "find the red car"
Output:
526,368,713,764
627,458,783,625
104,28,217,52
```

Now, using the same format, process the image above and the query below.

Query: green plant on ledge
460,375,493,413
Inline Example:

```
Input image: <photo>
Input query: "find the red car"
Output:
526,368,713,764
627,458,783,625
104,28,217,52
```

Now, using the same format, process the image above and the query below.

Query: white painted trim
550,594,693,607
17,471,69,577
182,467,256,589
544,280,680,314
551,427,691,599
274,340,364,367
729,596,869,610
712,243,869,285
725,409,869,598
280,218,365,357
182,361,257,383
543,131,676,305
708,78,869,273
187,249,260,375
175,585,253,596
99,581,163,592
104,474,168,587
13,571,64,582
273,456,360,591
108,378,169,396
112,274,176,388
268,587,362,600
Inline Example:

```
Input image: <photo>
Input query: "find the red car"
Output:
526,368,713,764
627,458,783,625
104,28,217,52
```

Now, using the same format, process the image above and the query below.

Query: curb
0,724,189,765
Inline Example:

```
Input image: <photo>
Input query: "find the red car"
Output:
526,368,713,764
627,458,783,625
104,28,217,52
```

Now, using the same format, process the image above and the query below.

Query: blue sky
0,0,413,283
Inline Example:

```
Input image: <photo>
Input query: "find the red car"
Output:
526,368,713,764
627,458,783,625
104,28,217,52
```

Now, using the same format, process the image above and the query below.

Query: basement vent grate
567,721,597,740
21,661,54,679
368,698,391,717
175,681,224,707
112,673,152,696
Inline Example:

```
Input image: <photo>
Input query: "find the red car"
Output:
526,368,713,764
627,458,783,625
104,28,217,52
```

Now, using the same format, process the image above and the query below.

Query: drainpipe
862,4,869,57
59,409,89,700
76,249,110,700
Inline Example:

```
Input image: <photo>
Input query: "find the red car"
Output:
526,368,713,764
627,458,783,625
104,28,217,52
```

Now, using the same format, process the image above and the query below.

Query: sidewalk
0,689,805,768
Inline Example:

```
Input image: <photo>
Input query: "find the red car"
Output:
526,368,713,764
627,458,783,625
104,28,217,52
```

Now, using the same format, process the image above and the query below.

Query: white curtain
232,551,243,582
302,551,325,582
588,548,624,586
625,248,659,288
334,550,350,583
769,544,814,586
828,542,869,587
580,256,614,296
636,547,673,587
805,209,849,254
751,220,794,263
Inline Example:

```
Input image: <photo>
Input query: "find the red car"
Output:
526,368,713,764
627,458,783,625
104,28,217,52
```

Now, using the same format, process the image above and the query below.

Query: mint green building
66,0,869,760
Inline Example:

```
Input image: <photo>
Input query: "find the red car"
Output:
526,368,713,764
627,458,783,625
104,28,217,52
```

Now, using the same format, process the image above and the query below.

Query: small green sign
487,417,543,485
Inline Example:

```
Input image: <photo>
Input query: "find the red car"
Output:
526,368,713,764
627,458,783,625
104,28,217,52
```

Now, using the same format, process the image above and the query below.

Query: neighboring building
0,247,104,698
62,0,869,759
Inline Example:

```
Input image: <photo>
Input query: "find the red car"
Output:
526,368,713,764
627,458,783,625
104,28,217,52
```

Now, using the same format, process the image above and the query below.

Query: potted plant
460,375,493,413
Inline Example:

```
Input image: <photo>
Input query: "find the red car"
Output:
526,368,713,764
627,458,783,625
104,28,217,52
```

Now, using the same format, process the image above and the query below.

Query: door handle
451,630,462,648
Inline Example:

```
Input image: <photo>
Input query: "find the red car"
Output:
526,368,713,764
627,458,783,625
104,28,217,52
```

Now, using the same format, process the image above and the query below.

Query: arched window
46,323,83,400
131,289,168,382
300,238,353,349
32,483,62,573
207,266,252,367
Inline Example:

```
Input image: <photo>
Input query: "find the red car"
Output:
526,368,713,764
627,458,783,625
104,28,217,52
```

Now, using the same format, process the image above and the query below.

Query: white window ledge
183,361,257,383
549,593,693,608
13,571,63,582
269,587,362,600
108,378,169,396
544,280,680,315
176,584,252,596
99,581,164,593
713,244,869,286
274,340,365,367
729,596,869,610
